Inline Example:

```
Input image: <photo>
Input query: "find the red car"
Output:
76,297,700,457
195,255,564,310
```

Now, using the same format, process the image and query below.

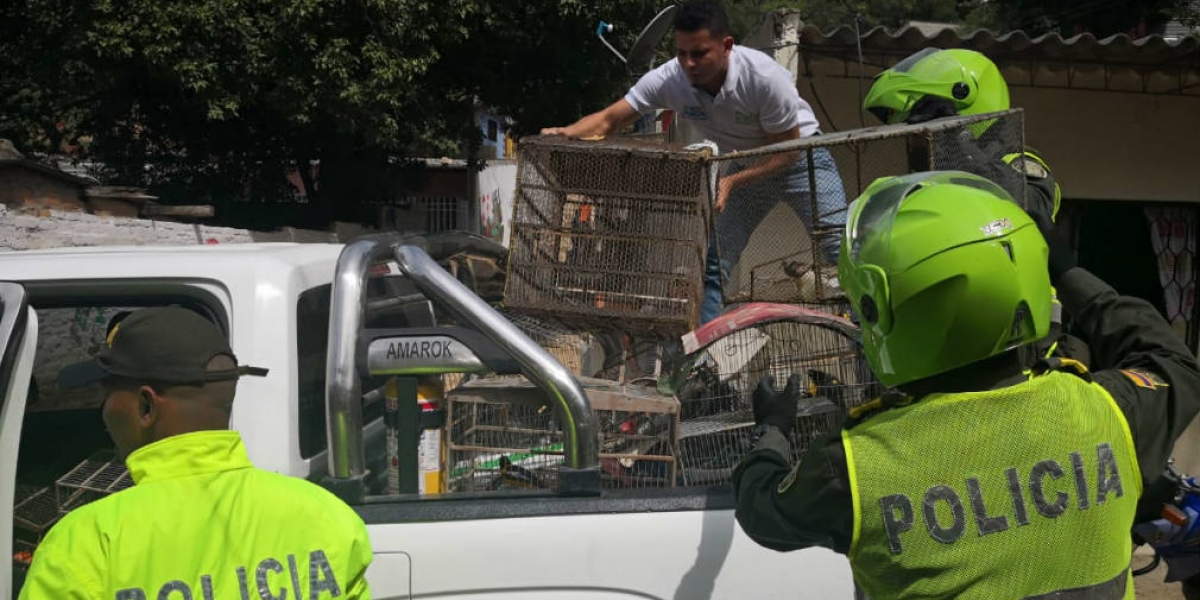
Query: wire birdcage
445,376,679,492
669,304,882,486
505,135,712,336
54,451,133,514
709,110,1027,310
13,486,58,557
678,401,843,486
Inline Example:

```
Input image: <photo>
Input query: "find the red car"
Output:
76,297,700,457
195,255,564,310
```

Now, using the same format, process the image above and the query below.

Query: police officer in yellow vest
20,307,373,600
733,172,1200,599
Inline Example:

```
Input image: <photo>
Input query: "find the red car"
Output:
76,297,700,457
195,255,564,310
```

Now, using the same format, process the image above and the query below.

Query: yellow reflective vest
19,430,372,600
844,371,1140,599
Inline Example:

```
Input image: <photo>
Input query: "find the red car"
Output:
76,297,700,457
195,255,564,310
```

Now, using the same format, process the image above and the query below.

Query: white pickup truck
0,233,854,599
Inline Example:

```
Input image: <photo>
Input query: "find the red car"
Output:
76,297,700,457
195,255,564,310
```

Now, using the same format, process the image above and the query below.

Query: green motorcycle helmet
838,171,1050,387
862,48,1010,128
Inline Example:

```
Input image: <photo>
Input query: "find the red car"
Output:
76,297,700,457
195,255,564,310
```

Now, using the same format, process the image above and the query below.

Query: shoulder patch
1120,369,1168,389
1009,155,1049,179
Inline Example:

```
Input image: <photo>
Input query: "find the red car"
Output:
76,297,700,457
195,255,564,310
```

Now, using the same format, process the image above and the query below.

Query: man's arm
715,126,799,211
540,98,640,139
733,428,855,553
1057,266,1200,482
733,376,854,553
1004,152,1061,223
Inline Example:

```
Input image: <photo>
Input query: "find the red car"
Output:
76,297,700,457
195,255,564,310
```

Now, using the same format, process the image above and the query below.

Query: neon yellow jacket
19,430,372,599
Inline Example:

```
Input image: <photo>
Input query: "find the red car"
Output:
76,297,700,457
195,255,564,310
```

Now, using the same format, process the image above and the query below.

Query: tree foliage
4,0,1193,229
974,0,1197,38
0,0,659,227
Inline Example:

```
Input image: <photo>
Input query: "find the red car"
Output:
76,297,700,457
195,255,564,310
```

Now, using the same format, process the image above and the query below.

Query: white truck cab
0,236,854,599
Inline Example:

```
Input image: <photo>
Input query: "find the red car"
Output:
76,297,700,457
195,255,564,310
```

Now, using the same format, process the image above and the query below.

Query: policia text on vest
880,441,1123,553
113,549,343,600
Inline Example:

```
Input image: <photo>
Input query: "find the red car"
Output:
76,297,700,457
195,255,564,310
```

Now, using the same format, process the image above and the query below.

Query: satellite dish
596,4,679,75
627,5,679,73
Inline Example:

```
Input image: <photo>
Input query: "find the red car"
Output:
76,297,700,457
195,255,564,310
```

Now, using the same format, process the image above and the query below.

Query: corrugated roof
797,23,1200,69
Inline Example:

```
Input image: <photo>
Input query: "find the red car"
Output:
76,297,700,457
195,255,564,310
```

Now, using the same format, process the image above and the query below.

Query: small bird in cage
806,369,847,407
676,360,741,419
488,455,550,491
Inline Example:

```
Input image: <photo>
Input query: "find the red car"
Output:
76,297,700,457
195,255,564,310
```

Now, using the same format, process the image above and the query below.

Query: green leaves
0,0,679,225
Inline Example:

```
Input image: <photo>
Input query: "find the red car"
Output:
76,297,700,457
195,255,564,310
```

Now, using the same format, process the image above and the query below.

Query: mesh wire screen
54,451,132,514
679,403,842,486
445,377,679,492
13,486,58,555
1145,205,1198,347
674,317,882,487
506,135,711,335
496,308,596,377
710,110,1026,308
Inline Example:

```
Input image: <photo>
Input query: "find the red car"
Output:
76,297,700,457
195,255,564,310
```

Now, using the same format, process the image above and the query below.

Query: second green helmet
862,48,1010,126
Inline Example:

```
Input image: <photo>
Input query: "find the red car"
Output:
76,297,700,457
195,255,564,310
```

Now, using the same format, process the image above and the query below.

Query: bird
807,368,847,408
490,455,546,490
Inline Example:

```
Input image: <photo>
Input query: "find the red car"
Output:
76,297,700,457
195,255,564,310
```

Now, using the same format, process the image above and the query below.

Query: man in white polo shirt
543,0,846,323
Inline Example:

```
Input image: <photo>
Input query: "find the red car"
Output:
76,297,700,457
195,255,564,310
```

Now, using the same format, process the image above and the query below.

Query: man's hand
715,177,735,212
753,374,802,435
541,127,566,135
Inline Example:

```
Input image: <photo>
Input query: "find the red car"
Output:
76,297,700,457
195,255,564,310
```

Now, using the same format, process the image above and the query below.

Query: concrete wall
0,204,356,251
0,165,87,212
785,55,1200,204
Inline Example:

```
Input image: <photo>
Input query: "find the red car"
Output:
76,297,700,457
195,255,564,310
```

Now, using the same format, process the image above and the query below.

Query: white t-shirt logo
682,105,708,121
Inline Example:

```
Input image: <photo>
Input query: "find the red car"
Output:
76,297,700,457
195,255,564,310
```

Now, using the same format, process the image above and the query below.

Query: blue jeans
700,146,847,324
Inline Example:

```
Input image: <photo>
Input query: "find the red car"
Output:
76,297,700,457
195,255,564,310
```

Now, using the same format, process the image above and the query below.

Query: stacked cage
710,109,1026,313
668,305,882,486
505,135,712,337
55,451,133,512
445,377,679,492
12,486,58,564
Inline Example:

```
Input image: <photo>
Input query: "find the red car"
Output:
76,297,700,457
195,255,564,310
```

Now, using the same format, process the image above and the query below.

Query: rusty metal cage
506,135,712,336
445,377,680,492
710,109,1026,308
667,305,882,486
496,308,599,377
54,451,133,514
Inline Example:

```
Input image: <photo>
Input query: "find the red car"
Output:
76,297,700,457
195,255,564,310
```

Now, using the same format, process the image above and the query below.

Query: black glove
1030,211,1076,284
752,374,802,435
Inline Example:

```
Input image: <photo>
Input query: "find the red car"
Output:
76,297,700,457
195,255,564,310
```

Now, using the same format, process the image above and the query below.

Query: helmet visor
891,47,941,73
847,171,1016,264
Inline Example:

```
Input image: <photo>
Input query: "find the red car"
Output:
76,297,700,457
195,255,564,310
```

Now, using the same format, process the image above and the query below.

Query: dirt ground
1135,545,1188,599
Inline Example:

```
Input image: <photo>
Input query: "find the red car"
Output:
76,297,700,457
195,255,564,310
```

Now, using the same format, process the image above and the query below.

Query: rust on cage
506,135,712,336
